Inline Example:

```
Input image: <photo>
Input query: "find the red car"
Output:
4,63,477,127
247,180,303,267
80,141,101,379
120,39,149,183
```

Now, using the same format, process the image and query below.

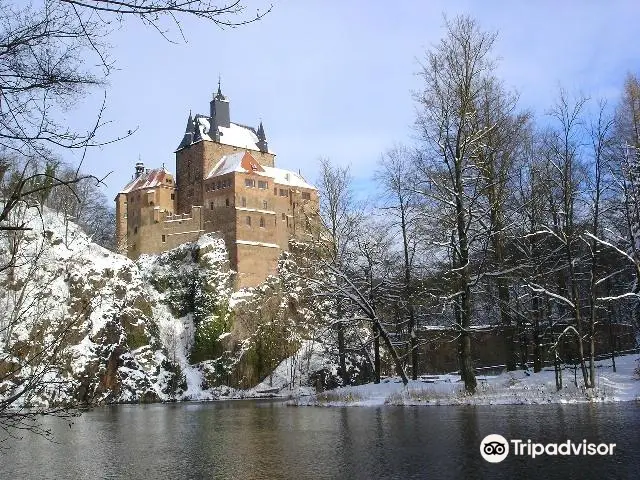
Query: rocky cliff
0,207,340,408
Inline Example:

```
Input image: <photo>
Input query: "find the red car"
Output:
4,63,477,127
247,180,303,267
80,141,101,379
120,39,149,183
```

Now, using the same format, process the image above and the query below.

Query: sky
59,0,640,201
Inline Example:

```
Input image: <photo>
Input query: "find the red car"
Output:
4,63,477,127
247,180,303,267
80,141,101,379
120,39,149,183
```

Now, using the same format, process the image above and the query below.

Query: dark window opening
162,235,166,243
259,217,265,228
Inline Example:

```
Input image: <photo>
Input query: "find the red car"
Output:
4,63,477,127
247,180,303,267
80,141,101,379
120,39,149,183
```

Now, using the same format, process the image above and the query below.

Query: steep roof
206,152,316,190
118,168,173,194
178,114,274,154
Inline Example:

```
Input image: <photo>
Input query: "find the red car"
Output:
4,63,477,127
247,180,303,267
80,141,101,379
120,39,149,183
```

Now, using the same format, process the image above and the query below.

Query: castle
115,84,319,288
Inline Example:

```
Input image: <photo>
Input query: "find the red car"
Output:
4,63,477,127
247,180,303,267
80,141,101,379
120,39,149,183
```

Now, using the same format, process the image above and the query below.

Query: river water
1,400,639,479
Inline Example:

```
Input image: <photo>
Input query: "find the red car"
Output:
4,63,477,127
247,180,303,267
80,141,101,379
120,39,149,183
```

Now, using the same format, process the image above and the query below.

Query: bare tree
315,158,361,384
375,145,422,379
415,15,502,393
0,0,269,434
472,78,529,371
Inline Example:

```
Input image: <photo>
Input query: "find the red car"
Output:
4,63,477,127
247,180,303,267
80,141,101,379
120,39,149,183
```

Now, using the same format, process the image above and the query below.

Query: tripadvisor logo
480,434,616,463
480,434,509,463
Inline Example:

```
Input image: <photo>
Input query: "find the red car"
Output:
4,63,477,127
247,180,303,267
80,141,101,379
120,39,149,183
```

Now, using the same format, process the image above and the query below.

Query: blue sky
61,1,640,201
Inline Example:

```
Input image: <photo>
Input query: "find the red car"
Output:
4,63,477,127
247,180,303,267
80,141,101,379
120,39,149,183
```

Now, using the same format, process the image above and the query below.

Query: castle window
241,197,247,207
302,192,311,200
225,198,230,207
259,217,265,228
210,202,214,210
162,235,166,243
245,178,255,188
171,193,175,200
258,180,267,189
134,226,138,234
281,213,286,221
279,189,288,197
263,200,268,209
246,216,251,226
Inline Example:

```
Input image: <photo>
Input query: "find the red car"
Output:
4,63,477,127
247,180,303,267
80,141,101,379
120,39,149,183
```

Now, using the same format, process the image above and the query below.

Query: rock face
0,207,327,407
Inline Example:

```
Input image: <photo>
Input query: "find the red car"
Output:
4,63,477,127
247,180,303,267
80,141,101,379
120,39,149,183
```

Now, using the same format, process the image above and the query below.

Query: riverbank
293,354,640,407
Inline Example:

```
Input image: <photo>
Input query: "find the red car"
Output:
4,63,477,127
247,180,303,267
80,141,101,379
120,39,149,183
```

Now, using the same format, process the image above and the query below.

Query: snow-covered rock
0,206,334,407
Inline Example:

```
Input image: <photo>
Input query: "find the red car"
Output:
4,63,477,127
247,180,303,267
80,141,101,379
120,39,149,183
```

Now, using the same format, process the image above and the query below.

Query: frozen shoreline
291,354,640,407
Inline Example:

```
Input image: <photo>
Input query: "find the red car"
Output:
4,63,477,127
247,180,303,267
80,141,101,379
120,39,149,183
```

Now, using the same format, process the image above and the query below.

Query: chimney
135,162,144,178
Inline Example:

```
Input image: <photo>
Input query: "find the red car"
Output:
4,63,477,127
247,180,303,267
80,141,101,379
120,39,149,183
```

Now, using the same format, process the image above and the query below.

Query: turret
209,78,230,141
256,121,268,153
135,162,144,178
177,111,195,149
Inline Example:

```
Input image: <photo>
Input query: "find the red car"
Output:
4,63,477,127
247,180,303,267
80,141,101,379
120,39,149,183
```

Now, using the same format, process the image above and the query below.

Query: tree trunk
373,323,381,384
498,281,516,371
608,303,617,372
454,149,477,394
337,298,348,385
337,323,347,385
374,317,408,385
530,294,541,372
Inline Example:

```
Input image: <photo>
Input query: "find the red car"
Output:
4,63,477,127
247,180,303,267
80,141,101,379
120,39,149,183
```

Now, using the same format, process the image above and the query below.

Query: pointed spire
257,121,266,140
215,75,226,100
185,110,194,134
177,111,195,149
256,120,268,153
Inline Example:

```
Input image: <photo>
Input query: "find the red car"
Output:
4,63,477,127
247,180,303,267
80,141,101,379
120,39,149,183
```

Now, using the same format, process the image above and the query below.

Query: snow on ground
294,354,640,407
243,340,329,398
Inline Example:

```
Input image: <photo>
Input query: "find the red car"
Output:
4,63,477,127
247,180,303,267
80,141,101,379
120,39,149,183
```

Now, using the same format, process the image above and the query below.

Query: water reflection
0,401,638,479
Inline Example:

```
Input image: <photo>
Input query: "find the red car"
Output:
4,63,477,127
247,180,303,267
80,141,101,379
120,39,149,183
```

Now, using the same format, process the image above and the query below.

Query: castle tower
209,79,230,141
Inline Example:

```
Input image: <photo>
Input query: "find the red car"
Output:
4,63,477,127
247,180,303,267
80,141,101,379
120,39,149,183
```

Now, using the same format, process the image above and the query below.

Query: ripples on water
2,401,639,479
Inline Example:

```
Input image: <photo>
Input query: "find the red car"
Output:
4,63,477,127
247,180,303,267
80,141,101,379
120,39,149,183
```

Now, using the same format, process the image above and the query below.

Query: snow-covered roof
183,115,274,154
206,152,316,190
119,168,173,194
261,165,316,190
